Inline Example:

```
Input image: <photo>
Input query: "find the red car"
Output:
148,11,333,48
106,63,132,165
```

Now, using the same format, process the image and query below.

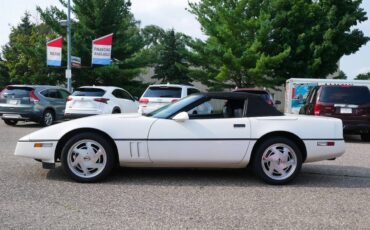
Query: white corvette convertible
15,92,345,184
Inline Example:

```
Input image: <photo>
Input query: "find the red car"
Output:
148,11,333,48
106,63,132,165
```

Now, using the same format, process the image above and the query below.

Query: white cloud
131,0,206,39
0,0,62,48
356,66,370,75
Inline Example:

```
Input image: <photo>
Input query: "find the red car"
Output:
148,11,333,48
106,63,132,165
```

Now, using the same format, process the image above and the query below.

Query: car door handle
233,124,245,128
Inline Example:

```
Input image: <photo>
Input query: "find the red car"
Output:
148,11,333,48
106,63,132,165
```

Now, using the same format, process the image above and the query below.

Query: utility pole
66,0,72,92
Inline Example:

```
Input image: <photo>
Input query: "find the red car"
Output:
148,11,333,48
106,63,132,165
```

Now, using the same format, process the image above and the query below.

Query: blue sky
0,0,369,79
341,1,370,79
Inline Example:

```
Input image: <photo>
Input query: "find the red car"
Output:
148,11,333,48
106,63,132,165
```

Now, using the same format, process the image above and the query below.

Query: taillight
139,98,149,104
94,98,109,104
356,108,367,115
321,104,335,114
266,100,273,106
29,90,40,102
66,96,72,102
314,103,321,115
171,99,178,103
317,141,335,146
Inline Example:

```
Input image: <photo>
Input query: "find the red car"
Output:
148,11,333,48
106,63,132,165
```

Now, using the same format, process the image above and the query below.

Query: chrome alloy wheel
44,112,53,126
261,143,297,181
67,139,107,178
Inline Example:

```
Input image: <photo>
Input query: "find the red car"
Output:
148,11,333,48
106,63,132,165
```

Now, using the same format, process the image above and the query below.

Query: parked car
138,84,202,114
15,92,345,185
65,86,139,119
0,85,70,126
284,78,370,114
233,88,281,107
299,85,370,141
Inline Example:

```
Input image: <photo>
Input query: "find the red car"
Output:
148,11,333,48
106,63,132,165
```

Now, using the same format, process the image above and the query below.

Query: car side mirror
172,111,189,122
275,100,281,105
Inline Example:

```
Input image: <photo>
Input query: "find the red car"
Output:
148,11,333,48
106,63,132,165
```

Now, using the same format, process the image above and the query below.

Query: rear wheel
61,132,115,182
361,134,370,142
112,107,121,114
4,119,18,126
40,110,54,126
252,137,302,185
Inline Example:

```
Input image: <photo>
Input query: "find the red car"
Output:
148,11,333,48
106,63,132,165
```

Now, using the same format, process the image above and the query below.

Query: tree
2,13,64,85
333,71,347,80
188,0,369,89
0,57,10,88
355,72,370,80
38,0,149,95
143,26,192,84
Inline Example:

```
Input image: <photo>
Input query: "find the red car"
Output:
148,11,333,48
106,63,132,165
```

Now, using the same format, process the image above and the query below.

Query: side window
42,89,61,99
40,90,49,98
59,90,70,99
187,88,200,96
187,98,245,119
305,90,313,104
113,89,134,101
310,88,318,103
49,89,61,99
121,90,134,101
112,89,122,99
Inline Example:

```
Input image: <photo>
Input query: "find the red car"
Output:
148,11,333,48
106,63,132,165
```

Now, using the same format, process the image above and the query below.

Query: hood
20,113,156,142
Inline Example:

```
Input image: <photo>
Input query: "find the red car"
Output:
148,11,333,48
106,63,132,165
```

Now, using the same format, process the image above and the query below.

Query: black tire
3,119,18,126
252,137,302,185
112,107,121,114
40,109,55,127
61,132,116,182
361,134,370,142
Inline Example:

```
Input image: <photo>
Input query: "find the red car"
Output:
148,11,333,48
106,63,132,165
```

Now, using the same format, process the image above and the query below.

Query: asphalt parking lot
0,121,369,229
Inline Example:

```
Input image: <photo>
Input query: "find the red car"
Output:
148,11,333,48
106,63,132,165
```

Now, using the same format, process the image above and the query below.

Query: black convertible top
201,92,283,117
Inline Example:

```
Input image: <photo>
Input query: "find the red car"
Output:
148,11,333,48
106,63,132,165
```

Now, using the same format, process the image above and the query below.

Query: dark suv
0,85,70,126
299,85,370,141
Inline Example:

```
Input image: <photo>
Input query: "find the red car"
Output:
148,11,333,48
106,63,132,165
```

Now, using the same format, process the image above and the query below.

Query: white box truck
284,78,370,114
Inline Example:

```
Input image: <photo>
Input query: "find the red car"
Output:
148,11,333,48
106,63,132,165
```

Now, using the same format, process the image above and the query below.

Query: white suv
65,86,139,118
139,84,202,114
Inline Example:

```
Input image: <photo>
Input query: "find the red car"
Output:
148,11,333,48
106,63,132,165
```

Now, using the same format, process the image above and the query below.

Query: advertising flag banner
47,37,63,66
92,33,113,65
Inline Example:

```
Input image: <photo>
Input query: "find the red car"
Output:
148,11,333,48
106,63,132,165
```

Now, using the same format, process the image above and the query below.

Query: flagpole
66,0,72,92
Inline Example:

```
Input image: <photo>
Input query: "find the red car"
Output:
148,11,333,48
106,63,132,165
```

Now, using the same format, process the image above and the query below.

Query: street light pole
66,0,72,92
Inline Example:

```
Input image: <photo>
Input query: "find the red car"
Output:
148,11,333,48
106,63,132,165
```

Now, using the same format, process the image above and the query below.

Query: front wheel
61,132,115,182
252,137,302,185
40,110,55,126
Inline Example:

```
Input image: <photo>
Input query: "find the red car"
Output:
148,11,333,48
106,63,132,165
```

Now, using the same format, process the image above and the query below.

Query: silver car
0,85,70,126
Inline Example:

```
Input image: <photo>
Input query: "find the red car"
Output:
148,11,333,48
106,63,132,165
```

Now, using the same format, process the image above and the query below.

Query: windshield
320,86,370,105
72,88,106,97
146,94,203,118
0,86,33,99
143,86,182,98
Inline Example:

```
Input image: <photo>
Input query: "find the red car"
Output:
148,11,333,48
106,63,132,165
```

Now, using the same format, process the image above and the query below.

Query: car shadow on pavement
9,121,63,128
4,121,41,128
45,164,370,188
344,134,370,144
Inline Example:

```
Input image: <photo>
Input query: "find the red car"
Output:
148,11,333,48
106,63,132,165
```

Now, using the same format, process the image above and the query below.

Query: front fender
22,114,157,141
